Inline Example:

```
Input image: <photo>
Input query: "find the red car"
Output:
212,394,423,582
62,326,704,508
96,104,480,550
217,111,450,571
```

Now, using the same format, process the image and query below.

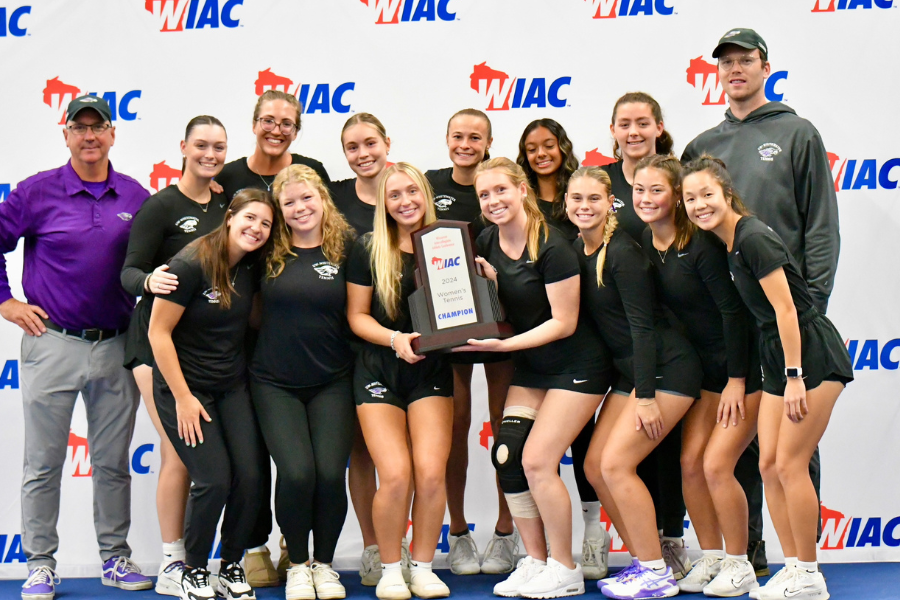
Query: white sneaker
762,567,828,600
678,554,722,593
449,532,481,575
360,545,382,586
598,558,639,589
311,563,346,600
519,558,584,599
286,564,315,600
181,566,216,600
401,539,412,584
376,568,411,600
482,531,520,575
494,556,545,597
581,528,611,580
409,570,450,598
216,561,256,600
600,564,678,599
155,560,184,597
751,565,795,600
703,557,758,597
660,537,691,580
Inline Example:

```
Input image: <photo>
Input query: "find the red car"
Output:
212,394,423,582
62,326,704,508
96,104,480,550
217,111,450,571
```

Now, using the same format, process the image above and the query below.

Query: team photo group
0,21,854,600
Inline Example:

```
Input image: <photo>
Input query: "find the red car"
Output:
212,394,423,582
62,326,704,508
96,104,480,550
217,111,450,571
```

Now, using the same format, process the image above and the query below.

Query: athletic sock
640,558,667,574
162,539,185,564
703,549,725,560
797,560,817,573
581,501,602,538
410,560,432,574
726,553,748,562
784,557,798,567
450,529,470,538
383,561,402,576
495,529,514,537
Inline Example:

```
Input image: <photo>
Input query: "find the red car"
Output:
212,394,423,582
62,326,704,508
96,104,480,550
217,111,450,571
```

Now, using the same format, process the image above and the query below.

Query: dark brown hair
634,154,695,251
447,108,492,161
610,92,674,160
682,155,752,216
182,115,225,173
516,118,580,221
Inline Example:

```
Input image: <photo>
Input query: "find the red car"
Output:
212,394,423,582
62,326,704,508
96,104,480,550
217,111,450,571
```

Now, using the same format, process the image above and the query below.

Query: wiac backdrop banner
0,0,898,577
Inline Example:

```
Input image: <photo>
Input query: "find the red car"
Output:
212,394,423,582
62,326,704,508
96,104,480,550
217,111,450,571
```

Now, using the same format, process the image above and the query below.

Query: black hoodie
682,102,839,313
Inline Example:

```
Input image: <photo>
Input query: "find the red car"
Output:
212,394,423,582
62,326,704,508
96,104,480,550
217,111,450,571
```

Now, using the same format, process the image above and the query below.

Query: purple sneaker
598,558,640,589
601,564,678,599
22,566,60,600
102,556,153,591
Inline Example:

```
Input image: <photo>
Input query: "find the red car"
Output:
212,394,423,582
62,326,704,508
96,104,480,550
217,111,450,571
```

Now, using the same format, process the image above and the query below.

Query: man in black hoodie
682,28,835,576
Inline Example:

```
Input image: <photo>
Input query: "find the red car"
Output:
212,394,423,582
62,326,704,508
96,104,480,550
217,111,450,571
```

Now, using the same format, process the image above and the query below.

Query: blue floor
0,563,897,599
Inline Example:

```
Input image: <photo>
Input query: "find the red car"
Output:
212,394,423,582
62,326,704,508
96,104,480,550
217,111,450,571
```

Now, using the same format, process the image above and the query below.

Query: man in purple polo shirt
0,96,153,599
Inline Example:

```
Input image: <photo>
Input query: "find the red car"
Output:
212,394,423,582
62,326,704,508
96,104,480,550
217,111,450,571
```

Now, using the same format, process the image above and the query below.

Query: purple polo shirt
0,161,149,330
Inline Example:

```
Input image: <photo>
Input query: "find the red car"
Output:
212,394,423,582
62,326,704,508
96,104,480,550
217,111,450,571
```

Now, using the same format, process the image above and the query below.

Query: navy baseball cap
66,95,112,123
712,28,768,58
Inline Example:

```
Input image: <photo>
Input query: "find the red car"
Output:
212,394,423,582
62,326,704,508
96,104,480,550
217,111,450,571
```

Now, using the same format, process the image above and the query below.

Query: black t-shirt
162,249,259,391
121,185,230,296
601,161,646,244
346,233,417,333
643,228,749,378
215,154,330,200
329,178,376,236
576,228,661,398
537,199,579,241
425,167,487,237
728,216,816,331
477,225,606,373
251,244,354,388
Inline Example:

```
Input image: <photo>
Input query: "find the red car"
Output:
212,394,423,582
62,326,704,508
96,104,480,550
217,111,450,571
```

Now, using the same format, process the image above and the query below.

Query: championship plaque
409,220,514,354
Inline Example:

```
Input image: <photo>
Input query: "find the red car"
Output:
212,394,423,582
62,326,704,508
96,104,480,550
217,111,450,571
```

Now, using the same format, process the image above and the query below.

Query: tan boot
277,536,291,583
243,546,279,588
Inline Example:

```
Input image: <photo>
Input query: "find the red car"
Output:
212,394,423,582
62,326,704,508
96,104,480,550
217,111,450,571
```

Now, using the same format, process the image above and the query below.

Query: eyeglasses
66,123,111,136
718,56,760,70
255,117,298,135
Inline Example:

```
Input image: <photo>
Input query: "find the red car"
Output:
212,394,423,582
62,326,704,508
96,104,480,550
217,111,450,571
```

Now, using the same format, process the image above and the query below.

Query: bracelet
144,274,152,293
390,330,400,352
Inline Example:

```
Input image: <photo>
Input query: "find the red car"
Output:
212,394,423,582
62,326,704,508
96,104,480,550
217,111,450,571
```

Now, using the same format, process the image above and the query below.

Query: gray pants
20,330,140,570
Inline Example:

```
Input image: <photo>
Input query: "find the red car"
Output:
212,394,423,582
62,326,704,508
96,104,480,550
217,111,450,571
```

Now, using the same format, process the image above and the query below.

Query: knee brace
491,406,538,495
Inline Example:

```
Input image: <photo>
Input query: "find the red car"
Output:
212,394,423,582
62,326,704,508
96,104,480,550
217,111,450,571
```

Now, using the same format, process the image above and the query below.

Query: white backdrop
0,0,898,578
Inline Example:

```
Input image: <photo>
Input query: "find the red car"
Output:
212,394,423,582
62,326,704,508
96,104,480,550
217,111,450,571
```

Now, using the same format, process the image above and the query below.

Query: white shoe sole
482,563,516,575
581,565,608,580
376,586,412,600
286,587,315,600
101,577,153,591
679,579,712,593
450,563,481,576
520,582,585,598
316,586,347,600
703,581,760,597
155,576,182,596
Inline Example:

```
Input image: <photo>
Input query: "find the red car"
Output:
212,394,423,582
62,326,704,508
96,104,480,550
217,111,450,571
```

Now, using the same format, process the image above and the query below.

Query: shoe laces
660,539,685,564
453,534,478,556
485,535,515,562
23,566,60,589
221,561,247,583
614,562,641,582
162,560,185,575
111,556,142,576
186,567,211,588
582,539,597,563
288,564,313,584
312,563,340,583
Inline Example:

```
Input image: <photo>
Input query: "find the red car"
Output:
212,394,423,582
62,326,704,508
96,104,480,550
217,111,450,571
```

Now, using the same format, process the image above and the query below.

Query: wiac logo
812,0,893,11
581,0,675,18
43,77,141,124
143,0,244,32
820,503,900,550
582,149,616,167
828,152,900,192
470,63,570,111
685,57,788,105
359,0,455,24
255,68,355,114
150,161,182,192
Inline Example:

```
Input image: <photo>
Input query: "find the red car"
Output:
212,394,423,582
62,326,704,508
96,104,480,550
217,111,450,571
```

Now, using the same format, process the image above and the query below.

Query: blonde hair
568,167,618,287
272,165,353,267
474,157,548,262
633,154,696,251
370,162,437,320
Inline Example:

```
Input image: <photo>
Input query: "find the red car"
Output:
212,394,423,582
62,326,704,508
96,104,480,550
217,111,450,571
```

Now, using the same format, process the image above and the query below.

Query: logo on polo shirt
255,68,354,115
580,0,675,18
813,0,894,11
143,0,244,32
177,216,200,233
434,195,454,211
117,212,133,221
150,161,181,192
313,262,339,280
828,152,900,192
758,143,782,162
202,288,220,303
366,382,387,398
0,5,30,37
43,77,142,125
470,62,571,111
685,58,788,105
360,0,456,24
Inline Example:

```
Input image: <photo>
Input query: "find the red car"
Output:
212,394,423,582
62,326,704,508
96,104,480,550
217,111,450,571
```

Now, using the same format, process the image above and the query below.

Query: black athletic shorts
611,328,703,399
123,296,154,370
448,350,512,365
697,331,762,395
510,354,614,395
759,309,853,396
354,345,453,410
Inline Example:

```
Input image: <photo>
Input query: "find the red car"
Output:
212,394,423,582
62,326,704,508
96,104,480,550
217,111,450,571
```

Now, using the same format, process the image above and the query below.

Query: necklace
177,182,211,212
657,247,670,264
258,173,275,191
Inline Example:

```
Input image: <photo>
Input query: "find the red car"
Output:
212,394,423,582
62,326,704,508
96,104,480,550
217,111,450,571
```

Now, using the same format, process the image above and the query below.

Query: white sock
797,560,817,573
248,545,268,553
640,558,667,573
162,539,185,564
383,561,402,576
531,556,547,567
581,502,602,539
410,560,432,574
785,557,798,567
703,549,725,560
726,553,748,562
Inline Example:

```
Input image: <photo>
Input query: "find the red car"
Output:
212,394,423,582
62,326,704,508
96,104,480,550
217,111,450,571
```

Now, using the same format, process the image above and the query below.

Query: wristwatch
785,367,803,379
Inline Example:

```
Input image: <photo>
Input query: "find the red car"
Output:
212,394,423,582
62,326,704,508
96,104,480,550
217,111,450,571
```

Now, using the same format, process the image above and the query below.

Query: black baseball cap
712,28,768,59
66,95,112,123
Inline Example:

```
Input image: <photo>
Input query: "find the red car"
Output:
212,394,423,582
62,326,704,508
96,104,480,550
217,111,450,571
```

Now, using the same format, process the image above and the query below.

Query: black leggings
570,417,599,503
637,421,686,538
154,372,267,567
250,375,356,563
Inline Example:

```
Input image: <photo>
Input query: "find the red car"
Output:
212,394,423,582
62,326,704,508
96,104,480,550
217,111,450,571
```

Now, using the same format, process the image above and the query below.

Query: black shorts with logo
354,344,453,410
610,328,703,399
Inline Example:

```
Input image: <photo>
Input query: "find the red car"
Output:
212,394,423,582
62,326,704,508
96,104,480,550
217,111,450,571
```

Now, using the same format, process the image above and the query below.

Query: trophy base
411,321,515,355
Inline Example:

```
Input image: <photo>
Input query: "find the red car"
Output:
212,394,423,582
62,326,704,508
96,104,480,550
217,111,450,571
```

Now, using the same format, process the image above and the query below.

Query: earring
676,200,682,207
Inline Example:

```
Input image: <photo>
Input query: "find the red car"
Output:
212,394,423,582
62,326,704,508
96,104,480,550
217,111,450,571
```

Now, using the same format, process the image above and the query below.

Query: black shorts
354,345,453,410
123,296,153,370
611,327,703,399
759,309,853,396
448,350,512,365
510,356,614,395
697,331,762,395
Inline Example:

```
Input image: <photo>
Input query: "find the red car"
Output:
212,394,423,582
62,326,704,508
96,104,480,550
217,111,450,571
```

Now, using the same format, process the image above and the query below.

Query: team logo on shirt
42,77,142,125
117,212,133,222
580,0,675,18
254,68,355,115
359,0,456,24
176,216,200,233
434,195,455,211
758,143,782,162
366,382,387,398
827,151,900,192
313,262,340,280
142,0,244,32
612,198,625,212
684,58,788,105
202,288,220,303
812,0,894,12
469,63,571,111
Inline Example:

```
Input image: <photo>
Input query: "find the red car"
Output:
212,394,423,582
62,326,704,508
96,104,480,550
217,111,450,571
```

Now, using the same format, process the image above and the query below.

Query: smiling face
476,169,527,227
384,171,426,229
279,181,323,239
523,126,562,177
683,170,732,231
181,124,227,181
447,114,491,169
342,123,391,180
228,201,274,254
566,176,613,234
717,45,770,105
253,99,298,159
64,109,115,168
611,102,664,163
633,167,677,225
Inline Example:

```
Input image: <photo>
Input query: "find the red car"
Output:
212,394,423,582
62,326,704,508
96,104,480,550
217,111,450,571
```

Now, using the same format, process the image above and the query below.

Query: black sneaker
747,540,770,577
216,561,256,600
181,566,216,600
